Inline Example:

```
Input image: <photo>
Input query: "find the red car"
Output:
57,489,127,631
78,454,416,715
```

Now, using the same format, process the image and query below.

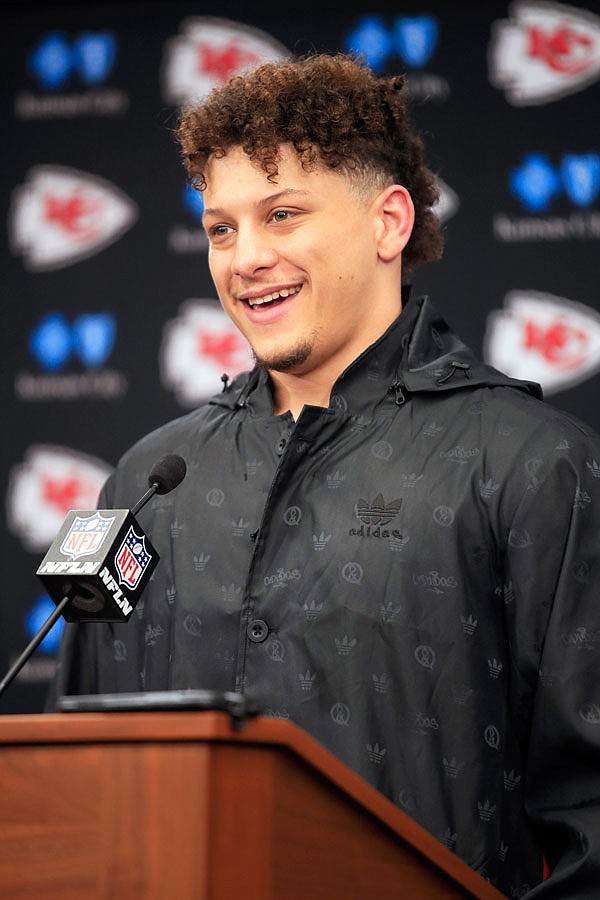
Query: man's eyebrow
202,189,312,219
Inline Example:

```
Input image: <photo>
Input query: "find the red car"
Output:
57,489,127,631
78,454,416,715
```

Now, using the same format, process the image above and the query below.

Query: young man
51,53,600,897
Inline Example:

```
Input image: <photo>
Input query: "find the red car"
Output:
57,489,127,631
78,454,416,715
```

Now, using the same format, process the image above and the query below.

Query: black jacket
52,295,600,897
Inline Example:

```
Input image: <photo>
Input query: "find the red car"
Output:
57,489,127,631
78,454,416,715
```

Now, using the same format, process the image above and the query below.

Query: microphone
0,454,186,698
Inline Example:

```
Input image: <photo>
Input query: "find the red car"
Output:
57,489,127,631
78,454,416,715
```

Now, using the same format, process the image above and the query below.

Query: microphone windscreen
148,454,187,494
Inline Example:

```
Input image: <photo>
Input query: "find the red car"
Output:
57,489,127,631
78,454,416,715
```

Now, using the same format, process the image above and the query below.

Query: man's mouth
245,284,302,309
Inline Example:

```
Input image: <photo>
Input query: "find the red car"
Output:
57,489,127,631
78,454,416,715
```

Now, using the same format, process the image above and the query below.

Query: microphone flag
36,508,158,621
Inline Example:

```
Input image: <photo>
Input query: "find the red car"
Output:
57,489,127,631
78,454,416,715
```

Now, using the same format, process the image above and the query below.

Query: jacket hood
399,295,543,398
210,294,543,414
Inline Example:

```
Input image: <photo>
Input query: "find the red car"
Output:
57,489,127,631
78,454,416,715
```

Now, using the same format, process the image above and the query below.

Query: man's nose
231,226,278,277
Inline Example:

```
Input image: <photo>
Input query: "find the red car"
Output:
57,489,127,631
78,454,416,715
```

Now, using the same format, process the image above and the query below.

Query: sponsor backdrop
2,0,599,713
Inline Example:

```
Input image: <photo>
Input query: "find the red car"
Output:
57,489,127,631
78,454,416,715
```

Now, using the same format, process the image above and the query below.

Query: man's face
201,145,400,380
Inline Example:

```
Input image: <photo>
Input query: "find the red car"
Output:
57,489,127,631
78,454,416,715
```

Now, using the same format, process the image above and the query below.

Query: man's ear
374,185,415,262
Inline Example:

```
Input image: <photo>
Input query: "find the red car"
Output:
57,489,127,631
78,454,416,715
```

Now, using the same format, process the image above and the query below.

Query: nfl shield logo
115,525,152,589
60,512,115,559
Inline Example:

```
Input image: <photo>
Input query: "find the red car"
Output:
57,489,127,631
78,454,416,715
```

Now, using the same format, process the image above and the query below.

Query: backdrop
2,0,599,713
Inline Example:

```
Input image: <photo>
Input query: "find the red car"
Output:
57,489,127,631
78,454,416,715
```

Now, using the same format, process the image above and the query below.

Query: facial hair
252,332,318,373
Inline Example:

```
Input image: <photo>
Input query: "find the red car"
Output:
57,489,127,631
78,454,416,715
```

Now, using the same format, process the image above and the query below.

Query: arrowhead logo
433,177,460,223
9,165,138,270
483,290,600,395
7,444,112,553
159,299,254,406
161,17,289,106
488,1,600,105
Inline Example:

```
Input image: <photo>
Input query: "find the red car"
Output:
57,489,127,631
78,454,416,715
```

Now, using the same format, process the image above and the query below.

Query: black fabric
49,295,600,897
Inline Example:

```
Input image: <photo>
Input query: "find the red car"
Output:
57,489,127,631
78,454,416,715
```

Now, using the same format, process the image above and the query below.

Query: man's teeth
248,285,301,308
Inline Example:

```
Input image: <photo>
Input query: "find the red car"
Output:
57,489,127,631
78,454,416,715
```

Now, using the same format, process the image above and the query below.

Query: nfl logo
60,512,115,560
115,525,152,589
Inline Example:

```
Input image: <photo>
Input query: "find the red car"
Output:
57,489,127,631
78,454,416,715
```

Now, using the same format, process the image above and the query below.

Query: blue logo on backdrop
511,153,600,212
28,31,116,89
25,595,65,654
183,182,204,222
344,14,438,71
393,16,438,68
562,154,600,208
29,312,116,370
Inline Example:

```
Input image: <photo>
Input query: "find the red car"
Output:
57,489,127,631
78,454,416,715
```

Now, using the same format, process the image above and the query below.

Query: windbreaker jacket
52,295,600,897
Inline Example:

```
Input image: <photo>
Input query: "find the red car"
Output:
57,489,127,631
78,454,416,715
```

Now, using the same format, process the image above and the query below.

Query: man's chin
253,339,314,374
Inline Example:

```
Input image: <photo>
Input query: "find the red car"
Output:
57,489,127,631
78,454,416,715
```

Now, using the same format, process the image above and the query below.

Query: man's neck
268,289,405,419
270,368,332,420
268,327,386,420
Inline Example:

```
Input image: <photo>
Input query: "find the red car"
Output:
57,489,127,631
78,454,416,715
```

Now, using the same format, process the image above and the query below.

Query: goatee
252,336,315,373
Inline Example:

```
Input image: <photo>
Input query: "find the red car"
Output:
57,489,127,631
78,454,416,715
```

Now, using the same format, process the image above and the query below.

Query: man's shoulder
122,405,212,459
473,383,600,463
104,400,231,506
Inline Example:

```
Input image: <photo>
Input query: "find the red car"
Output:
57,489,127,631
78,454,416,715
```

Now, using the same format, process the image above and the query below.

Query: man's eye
210,224,232,237
272,210,292,222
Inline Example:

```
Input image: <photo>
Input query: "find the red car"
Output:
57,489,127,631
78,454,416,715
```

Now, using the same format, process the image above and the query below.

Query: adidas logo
335,635,357,655
452,685,474,706
303,598,324,620
355,493,402,525
488,658,504,679
494,581,515,605
573,488,591,509
372,672,391,694
479,477,500,499
232,517,249,536
461,614,478,635
350,492,402,538
221,583,242,610
326,470,345,489
477,800,497,822
312,531,331,550
400,472,423,488
503,769,521,791
245,458,262,476
193,552,210,571
440,828,457,850
586,459,600,478
442,756,465,779
422,421,444,437
298,670,316,691
379,600,403,623
367,742,387,764
388,533,410,552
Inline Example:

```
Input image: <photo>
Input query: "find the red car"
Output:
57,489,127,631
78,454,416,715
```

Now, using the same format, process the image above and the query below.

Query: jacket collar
211,294,542,418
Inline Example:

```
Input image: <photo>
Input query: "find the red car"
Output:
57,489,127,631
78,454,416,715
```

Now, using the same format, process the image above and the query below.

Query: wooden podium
0,711,504,899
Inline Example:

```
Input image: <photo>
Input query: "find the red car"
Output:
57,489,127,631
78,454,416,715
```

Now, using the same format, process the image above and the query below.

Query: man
51,53,600,897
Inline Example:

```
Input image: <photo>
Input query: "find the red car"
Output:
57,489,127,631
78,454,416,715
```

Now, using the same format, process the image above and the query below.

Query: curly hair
176,52,443,274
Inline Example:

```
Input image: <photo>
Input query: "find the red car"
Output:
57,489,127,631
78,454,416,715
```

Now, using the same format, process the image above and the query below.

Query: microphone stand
0,595,71,698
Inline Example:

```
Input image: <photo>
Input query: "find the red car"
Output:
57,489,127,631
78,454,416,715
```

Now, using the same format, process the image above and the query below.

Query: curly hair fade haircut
176,52,444,274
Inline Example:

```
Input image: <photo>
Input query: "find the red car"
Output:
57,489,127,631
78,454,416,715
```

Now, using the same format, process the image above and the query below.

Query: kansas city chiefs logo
9,165,138,270
160,299,255,406
483,290,600,394
161,16,289,106
433,177,460,223
489,1,600,105
7,444,112,552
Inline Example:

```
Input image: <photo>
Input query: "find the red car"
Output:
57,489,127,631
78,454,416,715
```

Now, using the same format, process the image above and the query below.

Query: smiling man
51,53,600,898
200,143,415,417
